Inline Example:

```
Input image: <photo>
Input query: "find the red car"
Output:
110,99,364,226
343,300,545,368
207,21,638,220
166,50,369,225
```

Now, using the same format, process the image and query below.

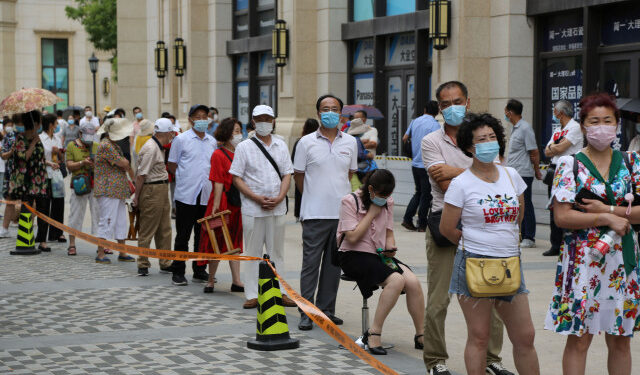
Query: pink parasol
0,88,62,117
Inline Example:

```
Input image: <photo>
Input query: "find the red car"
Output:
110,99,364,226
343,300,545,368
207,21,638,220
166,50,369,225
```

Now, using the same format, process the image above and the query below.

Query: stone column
206,0,233,117
0,0,17,100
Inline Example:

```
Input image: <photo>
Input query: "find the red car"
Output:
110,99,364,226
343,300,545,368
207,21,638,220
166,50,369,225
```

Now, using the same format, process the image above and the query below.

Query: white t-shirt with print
546,118,584,164
444,166,527,257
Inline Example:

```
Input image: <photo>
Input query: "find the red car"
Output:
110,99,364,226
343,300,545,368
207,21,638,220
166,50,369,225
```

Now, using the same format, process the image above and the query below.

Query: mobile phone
575,188,607,205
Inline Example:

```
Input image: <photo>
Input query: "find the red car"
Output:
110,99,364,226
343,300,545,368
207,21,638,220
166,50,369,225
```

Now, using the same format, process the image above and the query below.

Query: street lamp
155,41,168,78
174,38,186,77
88,53,99,112
429,0,451,50
272,19,289,67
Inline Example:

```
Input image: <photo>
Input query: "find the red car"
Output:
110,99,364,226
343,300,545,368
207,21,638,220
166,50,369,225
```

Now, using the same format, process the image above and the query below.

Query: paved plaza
0,198,638,374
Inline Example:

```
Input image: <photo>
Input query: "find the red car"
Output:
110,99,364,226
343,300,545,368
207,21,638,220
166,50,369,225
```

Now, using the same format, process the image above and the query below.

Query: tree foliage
65,0,117,51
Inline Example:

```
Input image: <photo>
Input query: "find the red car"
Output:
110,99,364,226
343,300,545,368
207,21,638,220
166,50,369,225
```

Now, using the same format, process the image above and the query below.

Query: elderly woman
439,113,539,375
93,118,135,264
547,93,640,375
337,169,424,355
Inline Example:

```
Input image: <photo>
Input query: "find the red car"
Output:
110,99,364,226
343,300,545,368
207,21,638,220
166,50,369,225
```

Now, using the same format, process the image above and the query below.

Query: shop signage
406,75,415,126
354,73,374,106
602,4,640,45
543,13,583,52
386,34,415,66
258,53,275,77
237,81,249,125
353,39,374,70
236,56,249,80
387,76,402,155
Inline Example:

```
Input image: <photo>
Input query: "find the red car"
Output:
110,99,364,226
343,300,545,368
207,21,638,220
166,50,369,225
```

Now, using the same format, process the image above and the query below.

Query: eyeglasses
319,107,341,113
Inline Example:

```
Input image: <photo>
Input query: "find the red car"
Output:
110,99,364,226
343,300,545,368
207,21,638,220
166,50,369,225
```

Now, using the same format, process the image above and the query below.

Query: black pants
403,167,432,228
34,180,64,243
548,184,563,250
172,199,207,276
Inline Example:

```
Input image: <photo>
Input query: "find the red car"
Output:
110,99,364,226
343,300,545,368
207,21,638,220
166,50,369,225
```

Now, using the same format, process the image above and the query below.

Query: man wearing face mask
80,106,100,142
167,104,217,286
228,105,296,308
206,107,219,137
293,94,359,330
421,81,512,375
543,100,584,257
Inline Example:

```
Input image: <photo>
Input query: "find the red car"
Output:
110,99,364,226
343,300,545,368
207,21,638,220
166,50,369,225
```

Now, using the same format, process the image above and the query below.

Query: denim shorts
449,249,529,302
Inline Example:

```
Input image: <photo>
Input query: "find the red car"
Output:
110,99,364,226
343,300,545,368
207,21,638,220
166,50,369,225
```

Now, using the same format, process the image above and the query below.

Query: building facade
0,0,114,114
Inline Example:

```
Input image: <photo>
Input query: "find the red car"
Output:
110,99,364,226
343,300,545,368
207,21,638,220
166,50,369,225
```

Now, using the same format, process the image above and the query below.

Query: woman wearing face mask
62,115,79,147
547,93,640,375
0,117,18,238
337,169,425,355
439,113,539,375
198,117,245,293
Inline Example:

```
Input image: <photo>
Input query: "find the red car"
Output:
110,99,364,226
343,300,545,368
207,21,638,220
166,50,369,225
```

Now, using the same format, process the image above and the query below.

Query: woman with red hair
547,93,639,375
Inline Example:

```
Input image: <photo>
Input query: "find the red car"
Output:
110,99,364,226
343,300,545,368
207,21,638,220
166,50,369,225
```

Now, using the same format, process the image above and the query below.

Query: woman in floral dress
548,93,640,375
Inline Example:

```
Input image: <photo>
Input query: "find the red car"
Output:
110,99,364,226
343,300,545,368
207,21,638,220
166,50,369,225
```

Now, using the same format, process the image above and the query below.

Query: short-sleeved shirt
168,128,217,205
137,137,168,183
444,166,527,257
507,119,538,177
79,116,101,142
8,133,49,199
545,118,584,164
406,114,441,168
293,130,358,220
210,148,235,209
39,132,63,178
62,124,80,146
93,139,129,200
421,127,473,212
229,136,293,217
66,140,99,177
337,191,394,254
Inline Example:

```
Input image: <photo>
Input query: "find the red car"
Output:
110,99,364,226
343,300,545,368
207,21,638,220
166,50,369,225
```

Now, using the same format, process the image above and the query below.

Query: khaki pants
423,229,504,370
136,183,173,269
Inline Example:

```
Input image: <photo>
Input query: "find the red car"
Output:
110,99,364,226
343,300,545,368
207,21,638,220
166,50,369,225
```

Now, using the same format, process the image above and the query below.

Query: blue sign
601,3,640,46
543,12,583,52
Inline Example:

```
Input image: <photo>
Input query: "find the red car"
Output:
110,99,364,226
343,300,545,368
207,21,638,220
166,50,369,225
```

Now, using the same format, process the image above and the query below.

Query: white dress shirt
293,130,358,220
79,116,101,142
168,128,217,205
39,132,63,178
229,136,293,217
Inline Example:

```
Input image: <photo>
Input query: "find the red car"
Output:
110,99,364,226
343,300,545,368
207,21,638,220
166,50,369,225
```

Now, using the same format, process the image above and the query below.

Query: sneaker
543,248,560,256
172,274,188,286
118,255,136,262
486,362,514,375
95,257,111,264
0,227,10,238
137,268,149,276
520,239,536,248
159,266,173,274
429,364,451,375
192,271,209,283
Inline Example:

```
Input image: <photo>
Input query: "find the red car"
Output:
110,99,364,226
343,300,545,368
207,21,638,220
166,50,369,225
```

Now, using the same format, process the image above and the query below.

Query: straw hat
347,118,370,136
98,117,133,141
138,119,154,136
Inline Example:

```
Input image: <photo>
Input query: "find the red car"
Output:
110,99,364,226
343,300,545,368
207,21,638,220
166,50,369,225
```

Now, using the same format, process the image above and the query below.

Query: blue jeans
403,167,431,228
521,177,536,241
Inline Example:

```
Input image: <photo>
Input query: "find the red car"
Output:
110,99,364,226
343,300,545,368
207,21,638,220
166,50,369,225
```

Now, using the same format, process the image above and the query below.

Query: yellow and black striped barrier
12,206,38,255
375,155,412,161
247,256,299,351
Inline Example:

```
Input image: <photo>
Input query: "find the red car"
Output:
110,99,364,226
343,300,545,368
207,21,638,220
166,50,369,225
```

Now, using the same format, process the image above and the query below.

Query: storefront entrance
386,70,415,156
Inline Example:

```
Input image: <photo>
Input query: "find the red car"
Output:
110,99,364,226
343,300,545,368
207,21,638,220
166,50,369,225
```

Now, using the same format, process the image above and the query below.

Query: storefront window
353,39,374,70
601,3,640,46
354,0,374,22
353,73,374,105
41,38,68,111
237,81,249,125
386,33,415,66
386,1,415,17
542,12,583,52
603,60,631,98
236,0,248,11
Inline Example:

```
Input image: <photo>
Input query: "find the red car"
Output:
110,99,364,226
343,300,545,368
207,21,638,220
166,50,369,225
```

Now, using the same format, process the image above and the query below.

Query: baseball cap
79,121,97,135
188,104,209,117
154,118,173,133
252,105,274,118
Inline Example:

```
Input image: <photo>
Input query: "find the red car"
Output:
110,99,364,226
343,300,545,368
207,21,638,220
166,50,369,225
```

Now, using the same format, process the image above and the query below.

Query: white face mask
213,114,219,122
230,134,243,147
85,111,92,118
255,121,273,136
4,126,13,134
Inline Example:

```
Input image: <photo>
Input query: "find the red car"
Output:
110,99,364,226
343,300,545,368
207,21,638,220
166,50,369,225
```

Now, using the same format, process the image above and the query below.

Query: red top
210,148,235,209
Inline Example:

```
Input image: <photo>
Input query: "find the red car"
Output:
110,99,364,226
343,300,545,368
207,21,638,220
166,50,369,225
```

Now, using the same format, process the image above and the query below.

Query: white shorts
96,197,128,240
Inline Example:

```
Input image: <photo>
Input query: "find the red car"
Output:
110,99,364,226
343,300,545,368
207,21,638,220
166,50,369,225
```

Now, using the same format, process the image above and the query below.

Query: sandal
67,246,77,256
104,248,113,254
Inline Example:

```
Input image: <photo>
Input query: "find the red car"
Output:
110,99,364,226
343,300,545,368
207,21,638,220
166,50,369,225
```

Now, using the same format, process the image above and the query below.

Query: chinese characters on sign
353,39,374,70
601,4,640,45
387,77,402,155
543,12,583,52
386,34,416,66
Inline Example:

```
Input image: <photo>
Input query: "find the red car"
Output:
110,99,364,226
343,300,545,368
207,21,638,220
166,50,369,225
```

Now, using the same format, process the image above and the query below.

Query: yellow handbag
464,166,521,298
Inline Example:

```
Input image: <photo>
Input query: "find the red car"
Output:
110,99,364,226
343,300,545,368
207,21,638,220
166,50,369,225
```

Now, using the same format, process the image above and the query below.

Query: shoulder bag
219,148,242,207
465,167,521,297
250,137,288,213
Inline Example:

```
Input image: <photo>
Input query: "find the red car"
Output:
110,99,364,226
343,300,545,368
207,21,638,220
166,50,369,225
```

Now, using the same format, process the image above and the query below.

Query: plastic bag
51,169,65,198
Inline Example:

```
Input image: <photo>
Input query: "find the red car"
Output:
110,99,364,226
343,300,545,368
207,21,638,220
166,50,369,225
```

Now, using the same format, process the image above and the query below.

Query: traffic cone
247,255,299,351
11,205,39,255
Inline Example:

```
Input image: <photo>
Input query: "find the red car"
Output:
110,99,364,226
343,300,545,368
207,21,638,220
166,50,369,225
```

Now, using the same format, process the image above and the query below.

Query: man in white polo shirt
167,104,217,286
293,94,358,330
229,104,297,309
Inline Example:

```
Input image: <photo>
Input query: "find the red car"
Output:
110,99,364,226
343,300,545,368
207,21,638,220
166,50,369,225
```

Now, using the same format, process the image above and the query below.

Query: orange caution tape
19,202,399,375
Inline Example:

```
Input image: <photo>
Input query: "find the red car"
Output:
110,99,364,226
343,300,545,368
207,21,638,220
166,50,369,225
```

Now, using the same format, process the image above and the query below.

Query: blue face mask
320,112,340,129
193,119,209,132
474,141,500,163
552,114,559,123
15,125,25,133
36,126,43,134
68,119,75,125
504,114,510,123
54,125,61,133
371,196,387,207
135,113,143,120
441,104,467,126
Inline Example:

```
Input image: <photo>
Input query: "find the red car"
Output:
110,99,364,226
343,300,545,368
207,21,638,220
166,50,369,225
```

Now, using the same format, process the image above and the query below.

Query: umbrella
341,104,384,120
0,88,62,117
61,105,84,119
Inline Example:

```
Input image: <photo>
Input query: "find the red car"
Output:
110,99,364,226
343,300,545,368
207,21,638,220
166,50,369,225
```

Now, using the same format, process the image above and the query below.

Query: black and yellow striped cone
247,255,299,351
11,205,39,255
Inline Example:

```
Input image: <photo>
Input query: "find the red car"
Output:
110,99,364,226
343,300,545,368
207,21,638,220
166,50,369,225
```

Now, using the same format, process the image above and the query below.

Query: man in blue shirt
401,101,441,231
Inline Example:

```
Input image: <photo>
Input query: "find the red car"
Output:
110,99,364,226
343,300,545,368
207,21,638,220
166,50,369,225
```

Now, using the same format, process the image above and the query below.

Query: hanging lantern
272,19,289,67
174,37,186,77
155,41,168,78
429,0,451,50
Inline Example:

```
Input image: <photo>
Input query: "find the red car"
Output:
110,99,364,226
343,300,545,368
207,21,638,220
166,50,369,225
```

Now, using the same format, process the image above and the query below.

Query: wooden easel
197,210,241,255
127,205,139,241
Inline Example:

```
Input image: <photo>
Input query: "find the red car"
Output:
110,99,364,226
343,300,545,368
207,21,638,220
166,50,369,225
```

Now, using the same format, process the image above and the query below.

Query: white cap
252,104,275,118
154,118,173,133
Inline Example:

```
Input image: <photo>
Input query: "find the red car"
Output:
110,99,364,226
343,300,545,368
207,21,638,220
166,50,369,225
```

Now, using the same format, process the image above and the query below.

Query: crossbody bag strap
250,137,289,213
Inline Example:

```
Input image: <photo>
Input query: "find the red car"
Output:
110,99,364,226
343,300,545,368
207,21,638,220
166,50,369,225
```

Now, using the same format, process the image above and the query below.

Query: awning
619,98,640,114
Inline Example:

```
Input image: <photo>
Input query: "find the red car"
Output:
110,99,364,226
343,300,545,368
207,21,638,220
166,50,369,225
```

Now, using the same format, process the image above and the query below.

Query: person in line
79,106,100,142
347,118,378,183
421,81,512,375
55,110,66,140
402,100,441,232
63,112,80,147
338,169,425,355
293,94,358,330
230,105,297,308
65,122,100,256
504,99,542,248
547,93,639,375
161,112,179,219
132,118,175,276
543,99,584,256
93,118,136,264
292,119,320,221
35,114,65,251
133,119,154,162
440,113,539,375
167,104,217,286
198,117,245,293
625,113,640,152
206,107,219,137
352,110,378,156
0,117,17,238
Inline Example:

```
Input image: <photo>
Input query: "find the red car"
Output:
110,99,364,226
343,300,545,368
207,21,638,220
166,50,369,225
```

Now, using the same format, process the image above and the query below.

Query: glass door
386,70,415,155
